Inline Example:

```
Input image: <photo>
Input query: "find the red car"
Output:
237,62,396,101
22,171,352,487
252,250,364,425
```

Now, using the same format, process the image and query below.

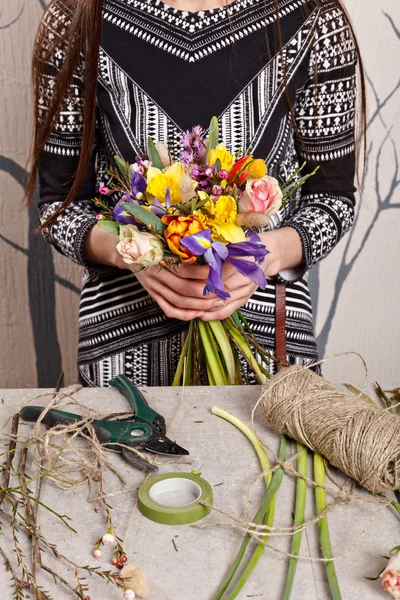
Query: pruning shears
19,375,189,472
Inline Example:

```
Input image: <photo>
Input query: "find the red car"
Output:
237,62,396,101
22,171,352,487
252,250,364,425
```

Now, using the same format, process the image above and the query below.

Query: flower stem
226,322,265,384
314,452,342,600
184,321,194,386
209,321,236,385
172,333,190,386
198,321,228,385
283,444,308,600
212,435,287,600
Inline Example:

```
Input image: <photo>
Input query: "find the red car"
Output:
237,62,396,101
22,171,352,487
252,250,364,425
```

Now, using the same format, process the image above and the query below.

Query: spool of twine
259,365,400,494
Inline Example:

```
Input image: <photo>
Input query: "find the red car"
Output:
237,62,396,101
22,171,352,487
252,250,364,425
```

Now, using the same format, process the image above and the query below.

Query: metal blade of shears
142,436,190,456
120,446,159,472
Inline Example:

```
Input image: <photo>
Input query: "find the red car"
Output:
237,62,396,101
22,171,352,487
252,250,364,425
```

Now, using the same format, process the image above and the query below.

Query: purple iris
180,231,269,300
112,192,138,225
150,187,172,217
130,170,147,197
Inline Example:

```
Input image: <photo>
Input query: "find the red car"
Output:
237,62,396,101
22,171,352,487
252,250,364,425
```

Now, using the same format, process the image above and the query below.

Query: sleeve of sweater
279,3,358,283
36,2,99,268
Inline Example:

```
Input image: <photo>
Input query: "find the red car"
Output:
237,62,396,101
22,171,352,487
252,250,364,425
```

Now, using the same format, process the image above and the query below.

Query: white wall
312,0,400,388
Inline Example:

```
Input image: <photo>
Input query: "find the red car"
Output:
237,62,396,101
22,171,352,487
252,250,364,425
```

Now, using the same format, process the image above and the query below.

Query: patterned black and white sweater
37,0,357,386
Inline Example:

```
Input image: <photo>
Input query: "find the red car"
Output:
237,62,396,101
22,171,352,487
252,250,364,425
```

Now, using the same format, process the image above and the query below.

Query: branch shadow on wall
313,11,400,358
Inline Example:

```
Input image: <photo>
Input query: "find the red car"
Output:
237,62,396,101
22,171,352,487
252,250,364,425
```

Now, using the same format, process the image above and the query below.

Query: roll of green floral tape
138,472,213,525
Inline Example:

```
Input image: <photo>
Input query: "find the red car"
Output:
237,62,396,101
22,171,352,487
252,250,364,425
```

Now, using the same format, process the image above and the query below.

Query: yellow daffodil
195,193,246,244
208,143,235,172
146,162,195,205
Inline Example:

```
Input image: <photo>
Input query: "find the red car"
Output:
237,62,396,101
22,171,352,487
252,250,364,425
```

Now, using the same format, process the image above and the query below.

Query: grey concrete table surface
0,386,396,600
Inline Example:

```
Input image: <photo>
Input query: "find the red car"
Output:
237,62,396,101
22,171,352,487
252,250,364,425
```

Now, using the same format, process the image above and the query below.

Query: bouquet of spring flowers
94,117,317,385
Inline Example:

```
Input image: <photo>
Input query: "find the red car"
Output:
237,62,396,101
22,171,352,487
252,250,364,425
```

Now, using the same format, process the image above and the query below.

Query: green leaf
231,184,238,201
206,116,219,163
114,156,130,183
345,383,380,408
97,220,120,236
147,137,164,170
215,157,222,172
122,203,165,235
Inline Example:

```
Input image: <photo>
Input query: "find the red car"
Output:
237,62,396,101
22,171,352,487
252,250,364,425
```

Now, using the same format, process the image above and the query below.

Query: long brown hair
26,0,367,230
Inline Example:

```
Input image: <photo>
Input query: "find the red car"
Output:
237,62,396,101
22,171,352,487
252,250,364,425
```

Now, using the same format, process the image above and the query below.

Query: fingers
134,266,223,319
145,265,209,299
174,263,210,280
154,283,224,313
200,279,257,321
150,291,207,321
221,262,238,284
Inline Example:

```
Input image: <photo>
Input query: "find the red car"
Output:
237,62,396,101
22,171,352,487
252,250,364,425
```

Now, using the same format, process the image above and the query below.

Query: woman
27,0,365,386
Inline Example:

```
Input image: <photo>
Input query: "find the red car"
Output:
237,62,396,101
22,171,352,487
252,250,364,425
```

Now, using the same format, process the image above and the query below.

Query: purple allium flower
181,149,194,167
180,125,206,166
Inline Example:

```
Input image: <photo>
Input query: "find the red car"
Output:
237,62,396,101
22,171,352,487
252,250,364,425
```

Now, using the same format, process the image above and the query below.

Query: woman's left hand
200,227,303,321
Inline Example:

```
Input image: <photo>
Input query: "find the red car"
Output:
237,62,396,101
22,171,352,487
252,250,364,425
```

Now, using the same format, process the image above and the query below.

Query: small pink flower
99,186,110,195
96,214,104,221
212,185,222,197
218,169,229,179
124,590,136,600
205,167,215,177
102,531,115,545
92,547,102,559
239,175,282,218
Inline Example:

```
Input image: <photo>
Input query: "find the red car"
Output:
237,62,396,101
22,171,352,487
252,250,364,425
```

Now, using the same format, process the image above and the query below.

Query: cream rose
239,175,283,217
117,224,164,267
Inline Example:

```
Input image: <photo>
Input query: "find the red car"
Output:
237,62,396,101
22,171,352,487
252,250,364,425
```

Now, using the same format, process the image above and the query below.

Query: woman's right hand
83,226,225,321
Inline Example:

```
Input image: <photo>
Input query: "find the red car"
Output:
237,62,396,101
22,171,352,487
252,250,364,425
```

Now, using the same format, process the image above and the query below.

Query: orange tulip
161,214,207,263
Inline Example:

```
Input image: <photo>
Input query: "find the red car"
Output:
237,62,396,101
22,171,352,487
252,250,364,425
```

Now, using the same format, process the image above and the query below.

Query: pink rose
239,175,282,217
381,550,400,598
116,225,164,267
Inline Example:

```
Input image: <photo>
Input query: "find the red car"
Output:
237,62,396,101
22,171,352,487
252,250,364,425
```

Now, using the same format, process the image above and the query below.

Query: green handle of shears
109,375,162,429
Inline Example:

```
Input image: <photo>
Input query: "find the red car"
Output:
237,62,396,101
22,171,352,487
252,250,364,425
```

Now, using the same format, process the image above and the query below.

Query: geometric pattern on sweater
104,0,306,63
37,0,358,380
97,2,317,164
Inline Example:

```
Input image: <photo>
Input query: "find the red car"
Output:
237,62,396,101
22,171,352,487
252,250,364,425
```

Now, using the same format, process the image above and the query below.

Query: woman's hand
133,263,224,321
83,224,303,322
200,227,304,321
83,226,224,321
